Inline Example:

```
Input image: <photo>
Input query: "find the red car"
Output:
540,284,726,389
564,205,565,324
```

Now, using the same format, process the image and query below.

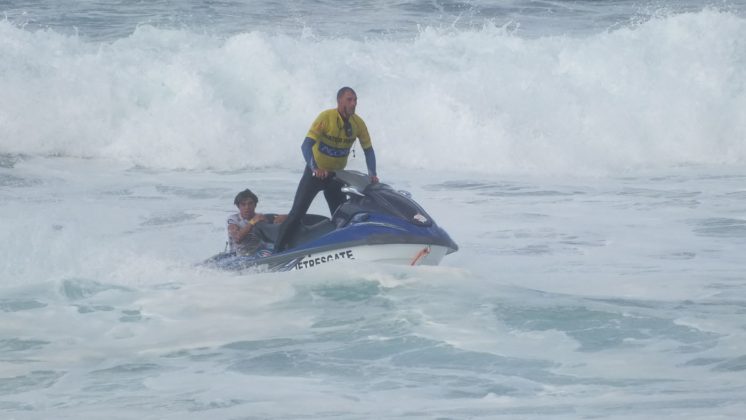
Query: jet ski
202,170,458,272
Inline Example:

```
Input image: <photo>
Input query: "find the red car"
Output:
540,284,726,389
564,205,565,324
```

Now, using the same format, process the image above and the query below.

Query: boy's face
237,199,256,219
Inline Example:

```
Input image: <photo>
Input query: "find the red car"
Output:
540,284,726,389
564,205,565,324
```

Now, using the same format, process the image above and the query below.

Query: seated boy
227,189,287,257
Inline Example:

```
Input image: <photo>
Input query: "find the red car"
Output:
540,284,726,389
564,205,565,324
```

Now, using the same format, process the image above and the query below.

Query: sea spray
1,9,745,175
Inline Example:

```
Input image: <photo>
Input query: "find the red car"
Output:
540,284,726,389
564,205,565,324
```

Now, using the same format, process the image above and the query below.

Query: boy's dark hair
234,189,258,206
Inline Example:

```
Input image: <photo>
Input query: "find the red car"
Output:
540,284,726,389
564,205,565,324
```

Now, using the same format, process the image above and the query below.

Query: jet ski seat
254,222,281,244
253,214,336,249
287,215,336,248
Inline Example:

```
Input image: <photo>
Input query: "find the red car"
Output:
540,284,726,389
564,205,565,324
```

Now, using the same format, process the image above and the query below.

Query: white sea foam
2,9,745,175
2,153,745,419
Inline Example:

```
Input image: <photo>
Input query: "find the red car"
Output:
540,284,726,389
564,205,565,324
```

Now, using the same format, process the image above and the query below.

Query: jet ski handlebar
333,170,375,192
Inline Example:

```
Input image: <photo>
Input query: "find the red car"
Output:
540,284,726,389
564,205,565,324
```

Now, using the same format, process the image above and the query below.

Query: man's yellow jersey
306,109,372,171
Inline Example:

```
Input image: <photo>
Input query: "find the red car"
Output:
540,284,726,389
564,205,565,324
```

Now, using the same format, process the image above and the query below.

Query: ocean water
2,1,746,418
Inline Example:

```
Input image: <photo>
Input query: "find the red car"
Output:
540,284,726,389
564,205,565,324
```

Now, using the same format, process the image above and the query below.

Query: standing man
274,87,379,252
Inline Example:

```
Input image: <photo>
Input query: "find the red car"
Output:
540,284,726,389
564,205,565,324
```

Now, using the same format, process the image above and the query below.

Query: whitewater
2,1,746,418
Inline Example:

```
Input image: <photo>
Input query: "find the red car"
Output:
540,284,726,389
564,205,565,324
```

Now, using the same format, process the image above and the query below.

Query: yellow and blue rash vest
307,109,372,171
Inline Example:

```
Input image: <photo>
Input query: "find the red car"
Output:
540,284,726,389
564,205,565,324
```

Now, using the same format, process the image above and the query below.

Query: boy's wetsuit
227,213,277,257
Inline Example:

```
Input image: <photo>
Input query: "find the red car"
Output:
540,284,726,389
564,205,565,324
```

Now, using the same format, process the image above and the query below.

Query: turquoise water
2,157,745,418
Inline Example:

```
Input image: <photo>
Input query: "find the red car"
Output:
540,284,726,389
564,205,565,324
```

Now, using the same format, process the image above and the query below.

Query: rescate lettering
294,249,355,270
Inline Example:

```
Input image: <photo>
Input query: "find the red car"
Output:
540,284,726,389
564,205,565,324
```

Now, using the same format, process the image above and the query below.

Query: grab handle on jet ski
341,186,365,197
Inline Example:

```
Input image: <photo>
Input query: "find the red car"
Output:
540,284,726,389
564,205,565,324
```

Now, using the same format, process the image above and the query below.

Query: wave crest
1,9,744,175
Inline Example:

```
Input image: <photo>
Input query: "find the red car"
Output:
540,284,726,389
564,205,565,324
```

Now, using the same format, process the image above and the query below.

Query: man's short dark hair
337,86,356,100
234,189,258,206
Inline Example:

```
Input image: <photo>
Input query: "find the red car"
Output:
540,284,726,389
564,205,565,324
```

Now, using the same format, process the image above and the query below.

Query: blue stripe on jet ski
290,213,455,251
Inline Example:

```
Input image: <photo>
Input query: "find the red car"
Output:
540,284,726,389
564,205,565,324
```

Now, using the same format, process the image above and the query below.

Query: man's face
237,199,256,219
337,91,357,118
